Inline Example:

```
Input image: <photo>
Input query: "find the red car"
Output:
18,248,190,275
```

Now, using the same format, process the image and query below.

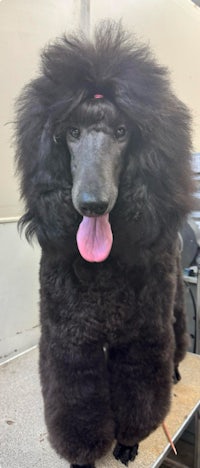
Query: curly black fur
15,21,194,466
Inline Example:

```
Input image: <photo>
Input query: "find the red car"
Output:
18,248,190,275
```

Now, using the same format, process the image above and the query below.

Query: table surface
1,349,200,468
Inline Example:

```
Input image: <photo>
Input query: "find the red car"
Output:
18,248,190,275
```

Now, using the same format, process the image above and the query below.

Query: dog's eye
69,127,80,139
115,127,126,139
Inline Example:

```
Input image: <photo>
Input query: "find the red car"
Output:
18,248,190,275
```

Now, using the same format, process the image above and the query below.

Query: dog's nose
79,193,109,216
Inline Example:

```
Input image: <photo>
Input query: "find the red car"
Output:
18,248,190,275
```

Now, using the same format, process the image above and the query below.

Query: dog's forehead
68,100,126,127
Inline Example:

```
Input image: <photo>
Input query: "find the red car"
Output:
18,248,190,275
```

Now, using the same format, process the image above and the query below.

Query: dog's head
15,21,194,262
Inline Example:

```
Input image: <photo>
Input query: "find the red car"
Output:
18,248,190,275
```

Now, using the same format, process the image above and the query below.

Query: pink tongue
76,213,113,262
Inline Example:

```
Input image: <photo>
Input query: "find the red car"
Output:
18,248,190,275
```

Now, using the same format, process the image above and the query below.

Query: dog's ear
117,96,194,244
15,86,77,248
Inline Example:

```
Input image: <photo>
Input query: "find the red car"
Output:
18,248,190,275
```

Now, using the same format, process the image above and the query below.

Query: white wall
0,223,41,362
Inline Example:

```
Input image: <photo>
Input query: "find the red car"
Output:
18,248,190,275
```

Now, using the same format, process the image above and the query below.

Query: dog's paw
173,366,181,384
113,442,139,466
70,464,95,468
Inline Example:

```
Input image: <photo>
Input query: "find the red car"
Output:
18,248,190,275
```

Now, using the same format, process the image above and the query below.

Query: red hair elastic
94,94,104,99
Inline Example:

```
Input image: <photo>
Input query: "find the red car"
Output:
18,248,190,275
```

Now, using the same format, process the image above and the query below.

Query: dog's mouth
76,214,113,263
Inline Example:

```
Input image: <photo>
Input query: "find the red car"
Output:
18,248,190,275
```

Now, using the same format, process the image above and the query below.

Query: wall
0,223,41,361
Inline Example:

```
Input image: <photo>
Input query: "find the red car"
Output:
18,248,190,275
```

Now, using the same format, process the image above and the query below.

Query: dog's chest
70,257,143,345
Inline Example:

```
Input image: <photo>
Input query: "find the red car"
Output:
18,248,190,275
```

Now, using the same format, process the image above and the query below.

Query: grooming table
1,349,200,468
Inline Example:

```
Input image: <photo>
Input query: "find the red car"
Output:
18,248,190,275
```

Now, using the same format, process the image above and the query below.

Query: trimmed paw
70,464,95,468
173,366,181,384
113,442,139,466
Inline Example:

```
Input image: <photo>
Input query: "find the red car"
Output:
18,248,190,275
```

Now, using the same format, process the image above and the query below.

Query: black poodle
15,21,194,467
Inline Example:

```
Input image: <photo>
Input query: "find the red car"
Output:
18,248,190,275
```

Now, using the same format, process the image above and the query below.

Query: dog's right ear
15,82,73,246
15,82,54,189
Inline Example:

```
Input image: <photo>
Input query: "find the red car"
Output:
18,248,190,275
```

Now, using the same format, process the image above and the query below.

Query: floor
1,348,199,468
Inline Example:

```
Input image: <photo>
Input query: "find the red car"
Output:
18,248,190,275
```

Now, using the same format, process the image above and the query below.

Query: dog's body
15,22,194,467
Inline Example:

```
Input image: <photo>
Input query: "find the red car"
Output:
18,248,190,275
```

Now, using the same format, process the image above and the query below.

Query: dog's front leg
108,255,178,465
108,332,174,465
39,339,114,467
